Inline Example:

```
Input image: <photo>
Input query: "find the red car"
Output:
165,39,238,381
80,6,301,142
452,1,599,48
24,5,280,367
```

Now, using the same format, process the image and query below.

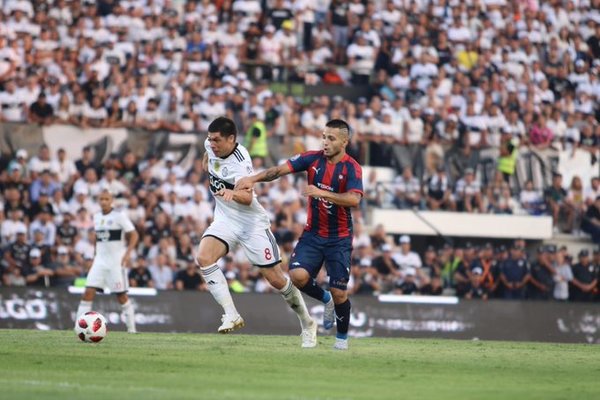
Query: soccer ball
75,311,108,343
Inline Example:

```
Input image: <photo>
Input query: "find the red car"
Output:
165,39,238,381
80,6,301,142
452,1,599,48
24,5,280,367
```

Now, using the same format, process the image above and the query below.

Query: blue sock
299,279,326,303
334,299,351,338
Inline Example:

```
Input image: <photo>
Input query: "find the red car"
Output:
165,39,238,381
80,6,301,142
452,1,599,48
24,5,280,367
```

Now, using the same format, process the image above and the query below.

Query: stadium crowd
0,1,599,299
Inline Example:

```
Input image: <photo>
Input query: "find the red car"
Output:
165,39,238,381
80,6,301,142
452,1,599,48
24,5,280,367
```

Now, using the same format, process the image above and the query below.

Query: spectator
545,173,574,233
454,168,483,213
28,93,54,126
528,246,556,301
426,165,454,210
148,253,174,290
499,245,530,300
23,248,54,287
175,262,204,291
393,167,422,209
582,196,600,244
553,251,573,301
520,180,545,215
129,258,155,288
569,250,598,302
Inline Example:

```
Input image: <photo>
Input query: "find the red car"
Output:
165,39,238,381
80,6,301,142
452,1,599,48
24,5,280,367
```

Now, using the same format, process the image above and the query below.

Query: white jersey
205,140,270,230
93,209,135,268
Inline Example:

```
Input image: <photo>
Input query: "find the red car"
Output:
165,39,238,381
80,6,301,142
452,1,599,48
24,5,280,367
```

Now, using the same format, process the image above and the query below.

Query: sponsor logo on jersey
208,173,234,194
222,167,228,177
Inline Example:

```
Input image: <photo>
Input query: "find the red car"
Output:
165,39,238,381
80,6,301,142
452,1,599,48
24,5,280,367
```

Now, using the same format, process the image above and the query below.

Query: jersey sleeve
233,146,254,184
286,151,322,173
346,162,364,195
119,211,136,233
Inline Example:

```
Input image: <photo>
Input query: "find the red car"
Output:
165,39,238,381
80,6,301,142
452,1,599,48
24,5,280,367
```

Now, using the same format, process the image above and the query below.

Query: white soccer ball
75,311,108,343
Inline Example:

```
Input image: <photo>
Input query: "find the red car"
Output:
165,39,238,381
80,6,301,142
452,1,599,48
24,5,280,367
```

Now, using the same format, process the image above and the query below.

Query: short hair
325,119,351,138
208,117,237,138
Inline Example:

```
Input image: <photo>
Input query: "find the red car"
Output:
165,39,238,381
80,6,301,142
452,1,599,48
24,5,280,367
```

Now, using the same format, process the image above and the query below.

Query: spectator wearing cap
545,173,575,234
28,92,54,126
23,248,54,287
464,267,488,300
553,250,573,301
8,149,30,177
392,235,430,290
569,249,598,302
499,245,530,300
528,246,555,301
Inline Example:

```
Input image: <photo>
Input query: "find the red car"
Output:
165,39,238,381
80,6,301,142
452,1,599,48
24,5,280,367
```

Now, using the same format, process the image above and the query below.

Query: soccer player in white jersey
75,190,139,333
197,117,317,347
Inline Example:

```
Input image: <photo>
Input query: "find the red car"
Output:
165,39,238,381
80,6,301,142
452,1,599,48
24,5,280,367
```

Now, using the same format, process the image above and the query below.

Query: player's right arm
235,162,293,190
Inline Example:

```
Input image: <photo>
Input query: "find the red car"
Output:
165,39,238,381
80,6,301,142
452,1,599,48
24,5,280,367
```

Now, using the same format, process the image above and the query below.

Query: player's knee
289,269,309,287
196,253,217,268
330,288,348,304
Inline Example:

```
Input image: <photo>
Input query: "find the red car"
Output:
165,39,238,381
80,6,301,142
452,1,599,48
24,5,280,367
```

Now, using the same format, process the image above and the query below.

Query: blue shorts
289,231,352,290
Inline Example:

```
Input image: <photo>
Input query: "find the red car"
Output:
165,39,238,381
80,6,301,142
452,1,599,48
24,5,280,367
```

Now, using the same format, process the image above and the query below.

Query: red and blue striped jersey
287,151,363,238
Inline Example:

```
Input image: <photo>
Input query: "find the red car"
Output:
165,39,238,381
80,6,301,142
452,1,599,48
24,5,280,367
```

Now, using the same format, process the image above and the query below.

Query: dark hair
325,119,351,138
207,116,237,138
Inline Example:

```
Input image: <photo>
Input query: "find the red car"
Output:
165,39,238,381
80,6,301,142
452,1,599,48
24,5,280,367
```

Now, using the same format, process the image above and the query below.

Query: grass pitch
0,330,599,400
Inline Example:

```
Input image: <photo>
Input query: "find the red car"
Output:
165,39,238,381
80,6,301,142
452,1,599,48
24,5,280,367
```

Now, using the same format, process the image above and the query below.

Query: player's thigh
85,263,107,291
198,221,237,266
323,237,352,291
105,267,128,294
239,227,281,267
289,232,325,279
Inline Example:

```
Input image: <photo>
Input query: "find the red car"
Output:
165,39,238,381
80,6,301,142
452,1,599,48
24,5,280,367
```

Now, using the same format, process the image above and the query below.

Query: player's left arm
305,162,364,208
305,187,363,208
121,214,139,267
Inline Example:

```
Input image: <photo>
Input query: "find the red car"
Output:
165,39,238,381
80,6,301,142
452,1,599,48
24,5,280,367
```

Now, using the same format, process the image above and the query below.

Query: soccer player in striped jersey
236,119,363,350
197,117,317,347
75,189,139,333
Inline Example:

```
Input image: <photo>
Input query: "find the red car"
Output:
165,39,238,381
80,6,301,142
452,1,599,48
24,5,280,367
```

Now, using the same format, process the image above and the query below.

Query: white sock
280,278,313,329
121,300,137,333
76,300,92,320
201,263,238,317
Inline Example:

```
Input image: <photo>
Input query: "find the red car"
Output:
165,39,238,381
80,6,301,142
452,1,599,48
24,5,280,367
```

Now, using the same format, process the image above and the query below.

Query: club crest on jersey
222,167,228,177
107,220,113,226
214,160,220,172
100,219,105,226
290,154,300,161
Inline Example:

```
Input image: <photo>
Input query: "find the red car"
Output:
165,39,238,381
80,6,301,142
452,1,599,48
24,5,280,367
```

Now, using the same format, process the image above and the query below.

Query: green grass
0,330,599,400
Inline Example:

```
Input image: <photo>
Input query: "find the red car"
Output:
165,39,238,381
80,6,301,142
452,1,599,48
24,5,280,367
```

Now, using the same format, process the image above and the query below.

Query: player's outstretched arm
303,185,362,208
235,163,293,190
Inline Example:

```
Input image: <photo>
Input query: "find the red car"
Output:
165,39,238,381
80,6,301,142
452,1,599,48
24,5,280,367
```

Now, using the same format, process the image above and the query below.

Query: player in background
236,119,363,350
197,116,317,347
75,189,139,333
